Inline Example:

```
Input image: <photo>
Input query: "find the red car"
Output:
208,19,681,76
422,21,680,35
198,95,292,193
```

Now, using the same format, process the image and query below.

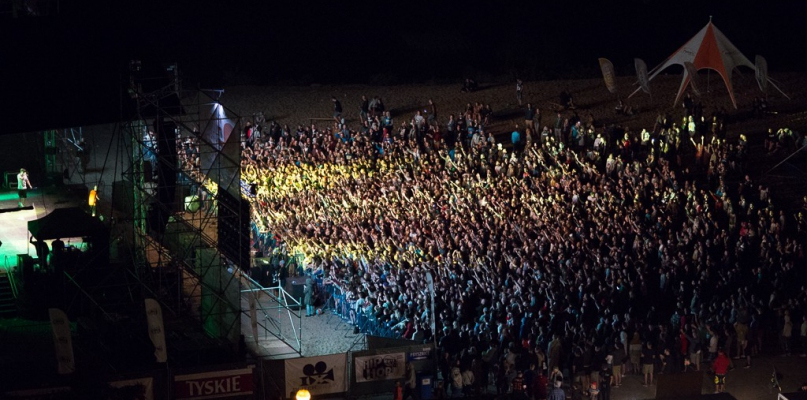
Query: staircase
0,271,18,318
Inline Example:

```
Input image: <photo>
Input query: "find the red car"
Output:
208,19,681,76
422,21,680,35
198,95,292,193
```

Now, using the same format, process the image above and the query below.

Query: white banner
109,377,154,400
175,366,254,400
145,299,168,363
755,55,769,93
354,353,406,383
48,308,75,375
285,353,347,395
635,58,651,94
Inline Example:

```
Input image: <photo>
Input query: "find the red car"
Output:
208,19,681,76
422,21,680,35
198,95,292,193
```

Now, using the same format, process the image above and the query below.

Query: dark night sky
2,0,805,133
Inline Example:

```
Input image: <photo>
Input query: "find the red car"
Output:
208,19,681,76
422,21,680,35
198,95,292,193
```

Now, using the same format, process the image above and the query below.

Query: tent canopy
631,18,787,108
28,207,107,241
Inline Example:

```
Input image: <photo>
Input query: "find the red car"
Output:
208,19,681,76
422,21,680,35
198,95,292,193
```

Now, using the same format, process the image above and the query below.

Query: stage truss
120,69,302,356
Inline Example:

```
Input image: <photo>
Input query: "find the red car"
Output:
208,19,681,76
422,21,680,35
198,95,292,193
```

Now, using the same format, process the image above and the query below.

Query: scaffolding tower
121,65,302,356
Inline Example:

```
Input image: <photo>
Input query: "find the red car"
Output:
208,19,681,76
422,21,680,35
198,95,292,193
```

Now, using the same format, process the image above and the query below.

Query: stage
0,188,84,272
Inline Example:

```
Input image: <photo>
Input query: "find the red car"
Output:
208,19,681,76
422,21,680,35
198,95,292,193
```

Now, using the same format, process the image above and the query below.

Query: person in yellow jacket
88,185,99,216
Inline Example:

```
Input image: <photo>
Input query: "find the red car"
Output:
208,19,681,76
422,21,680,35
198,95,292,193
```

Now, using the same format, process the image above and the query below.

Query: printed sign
408,348,433,361
354,353,406,383
175,366,254,399
284,353,347,395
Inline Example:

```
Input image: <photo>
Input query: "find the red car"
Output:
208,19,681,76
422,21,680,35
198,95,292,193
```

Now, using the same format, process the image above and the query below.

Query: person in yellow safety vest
88,185,98,216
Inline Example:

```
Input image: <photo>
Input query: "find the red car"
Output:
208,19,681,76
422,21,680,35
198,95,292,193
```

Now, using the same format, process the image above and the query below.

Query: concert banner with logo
174,366,254,399
354,352,406,383
284,353,347,395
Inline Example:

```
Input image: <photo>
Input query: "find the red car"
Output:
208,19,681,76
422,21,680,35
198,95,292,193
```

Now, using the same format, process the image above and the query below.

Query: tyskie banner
175,366,255,399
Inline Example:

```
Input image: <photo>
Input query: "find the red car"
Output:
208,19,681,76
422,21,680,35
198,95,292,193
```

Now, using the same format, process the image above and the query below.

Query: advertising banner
145,299,168,363
354,353,406,383
598,58,618,94
635,58,651,94
175,366,254,399
109,377,154,400
408,348,433,361
48,308,74,375
755,55,768,93
284,353,347,395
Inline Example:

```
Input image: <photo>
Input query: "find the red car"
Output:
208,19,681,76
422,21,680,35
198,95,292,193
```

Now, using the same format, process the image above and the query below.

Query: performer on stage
88,185,99,216
17,168,32,207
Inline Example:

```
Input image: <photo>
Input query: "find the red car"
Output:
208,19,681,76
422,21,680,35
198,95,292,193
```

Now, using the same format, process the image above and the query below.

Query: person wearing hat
17,168,32,207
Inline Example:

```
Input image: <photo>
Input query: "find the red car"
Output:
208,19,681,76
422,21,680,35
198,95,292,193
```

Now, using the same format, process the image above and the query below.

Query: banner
408,348,433,361
145,299,168,363
354,353,406,383
175,366,254,399
635,58,651,94
284,353,347,395
5,387,71,399
598,58,618,94
249,293,258,343
755,55,769,93
683,62,701,97
48,308,75,375
109,377,154,400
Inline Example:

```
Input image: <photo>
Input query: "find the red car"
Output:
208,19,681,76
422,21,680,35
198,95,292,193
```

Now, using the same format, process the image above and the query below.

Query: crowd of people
177,89,807,398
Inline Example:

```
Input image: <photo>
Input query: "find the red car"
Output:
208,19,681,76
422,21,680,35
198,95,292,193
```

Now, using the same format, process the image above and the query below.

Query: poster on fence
354,353,406,383
109,377,154,400
285,353,347,395
175,366,254,399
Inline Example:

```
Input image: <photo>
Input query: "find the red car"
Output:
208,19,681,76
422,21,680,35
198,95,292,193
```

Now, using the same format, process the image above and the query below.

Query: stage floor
0,187,84,272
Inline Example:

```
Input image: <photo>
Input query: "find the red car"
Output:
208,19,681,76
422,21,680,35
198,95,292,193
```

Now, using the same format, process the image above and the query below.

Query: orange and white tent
631,18,788,108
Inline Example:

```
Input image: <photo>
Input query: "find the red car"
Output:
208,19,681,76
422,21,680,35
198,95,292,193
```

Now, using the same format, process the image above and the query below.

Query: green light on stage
0,192,19,202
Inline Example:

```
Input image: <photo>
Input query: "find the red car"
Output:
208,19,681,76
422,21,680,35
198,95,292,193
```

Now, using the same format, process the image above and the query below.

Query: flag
145,299,168,363
755,55,769,93
598,58,618,94
684,62,701,97
48,308,75,374
635,58,650,94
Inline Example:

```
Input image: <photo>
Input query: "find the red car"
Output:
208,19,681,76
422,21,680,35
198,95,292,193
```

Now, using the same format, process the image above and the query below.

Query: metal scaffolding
120,66,302,356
